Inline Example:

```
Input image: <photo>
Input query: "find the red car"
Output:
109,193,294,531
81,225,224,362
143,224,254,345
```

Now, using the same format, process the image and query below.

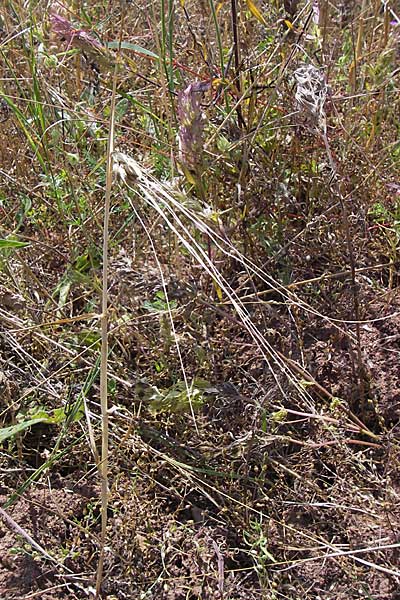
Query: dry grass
0,1,399,598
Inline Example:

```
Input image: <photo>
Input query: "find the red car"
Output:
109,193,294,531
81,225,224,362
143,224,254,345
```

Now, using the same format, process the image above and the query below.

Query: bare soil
1,289,399,599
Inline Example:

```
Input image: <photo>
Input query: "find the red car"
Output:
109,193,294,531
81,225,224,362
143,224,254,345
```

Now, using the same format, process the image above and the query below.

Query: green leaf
0,404,84,444
106,41,158,59
148,379,214,415
142,294,177,312
0,239,30,248
0,418,50,443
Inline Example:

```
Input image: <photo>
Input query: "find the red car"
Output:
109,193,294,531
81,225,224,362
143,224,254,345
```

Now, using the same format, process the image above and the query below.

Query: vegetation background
0,0,399,598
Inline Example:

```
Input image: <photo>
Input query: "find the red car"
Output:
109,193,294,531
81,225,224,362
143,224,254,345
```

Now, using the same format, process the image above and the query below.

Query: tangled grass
0,1,399,598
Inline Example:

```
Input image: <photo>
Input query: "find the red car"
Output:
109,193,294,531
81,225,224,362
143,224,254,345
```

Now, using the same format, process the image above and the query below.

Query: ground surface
0,0,399,598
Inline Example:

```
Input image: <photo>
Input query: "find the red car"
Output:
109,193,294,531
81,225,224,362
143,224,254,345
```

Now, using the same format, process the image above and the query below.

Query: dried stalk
95,75,115,595
95,5,125,595
294,64,366,404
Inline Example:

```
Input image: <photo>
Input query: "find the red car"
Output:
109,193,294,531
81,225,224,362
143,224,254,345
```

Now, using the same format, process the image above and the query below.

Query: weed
0,1,399,599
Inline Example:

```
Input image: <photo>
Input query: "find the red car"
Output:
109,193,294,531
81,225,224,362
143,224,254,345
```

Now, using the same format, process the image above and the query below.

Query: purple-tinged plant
50,10,110,65
386,182,400,196
177,81,210,174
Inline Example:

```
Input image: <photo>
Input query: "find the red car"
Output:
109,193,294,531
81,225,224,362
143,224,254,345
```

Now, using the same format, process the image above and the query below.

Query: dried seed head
113,151,143,186
312,0,320,25
294,64,327,131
